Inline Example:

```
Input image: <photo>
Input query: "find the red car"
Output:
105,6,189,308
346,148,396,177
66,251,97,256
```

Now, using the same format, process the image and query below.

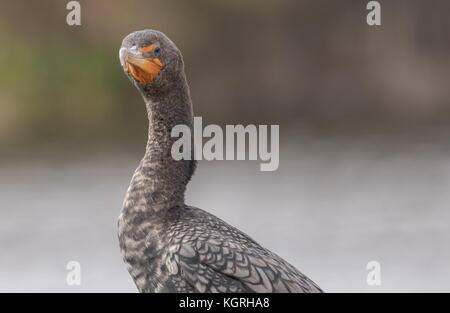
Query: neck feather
123,72,196,215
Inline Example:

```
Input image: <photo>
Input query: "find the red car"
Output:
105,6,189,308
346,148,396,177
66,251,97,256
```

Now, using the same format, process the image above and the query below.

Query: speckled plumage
118,30,322,293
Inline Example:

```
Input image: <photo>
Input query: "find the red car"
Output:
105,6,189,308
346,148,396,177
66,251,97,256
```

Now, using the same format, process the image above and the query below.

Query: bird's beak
119,46,163,83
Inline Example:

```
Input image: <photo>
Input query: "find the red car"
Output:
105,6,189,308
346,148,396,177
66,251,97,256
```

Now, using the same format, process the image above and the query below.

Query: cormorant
118,29,322,293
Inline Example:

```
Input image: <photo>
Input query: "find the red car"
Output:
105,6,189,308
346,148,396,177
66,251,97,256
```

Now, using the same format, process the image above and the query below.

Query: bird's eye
153,46,161,57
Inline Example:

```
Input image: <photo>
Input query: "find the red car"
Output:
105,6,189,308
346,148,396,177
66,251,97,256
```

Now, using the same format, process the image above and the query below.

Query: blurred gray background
0,0,449,292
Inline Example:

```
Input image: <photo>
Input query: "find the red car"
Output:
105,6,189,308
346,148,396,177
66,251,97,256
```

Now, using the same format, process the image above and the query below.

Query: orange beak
119,46,163,83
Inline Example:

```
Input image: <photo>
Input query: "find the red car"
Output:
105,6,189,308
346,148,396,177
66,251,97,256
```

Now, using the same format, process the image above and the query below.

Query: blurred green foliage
0,29,147,150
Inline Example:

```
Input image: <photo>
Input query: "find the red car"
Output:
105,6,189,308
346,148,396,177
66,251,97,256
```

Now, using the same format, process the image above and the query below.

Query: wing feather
166,207,323,293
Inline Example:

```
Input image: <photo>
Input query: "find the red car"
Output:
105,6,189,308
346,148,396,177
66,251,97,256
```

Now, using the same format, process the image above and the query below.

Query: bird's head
119,30,183,95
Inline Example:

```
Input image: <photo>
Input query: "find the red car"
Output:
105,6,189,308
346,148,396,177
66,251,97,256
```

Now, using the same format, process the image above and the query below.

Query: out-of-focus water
1,134,449,292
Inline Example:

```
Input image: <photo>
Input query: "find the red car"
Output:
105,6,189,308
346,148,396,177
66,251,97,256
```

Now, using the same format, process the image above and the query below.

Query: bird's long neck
123,72,195,217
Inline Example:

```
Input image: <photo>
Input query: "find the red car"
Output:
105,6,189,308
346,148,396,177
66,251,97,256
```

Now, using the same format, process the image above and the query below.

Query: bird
117,29,323,293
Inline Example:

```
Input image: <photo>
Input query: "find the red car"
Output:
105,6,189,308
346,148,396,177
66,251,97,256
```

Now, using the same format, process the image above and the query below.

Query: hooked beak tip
119,47,128,69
